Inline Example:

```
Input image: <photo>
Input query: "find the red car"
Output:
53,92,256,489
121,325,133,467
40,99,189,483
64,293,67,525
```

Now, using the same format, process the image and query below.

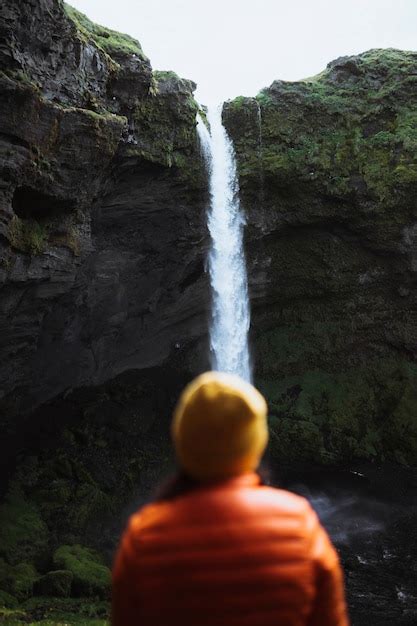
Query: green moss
0,485,48,566
53,546,111,598
223,50,417,469
225,49,417,203
255,90,273,106
66,482,114,534
257,356,417,465
34,571,73,598
381,374,417,464
127,82,200,178
0,606,27,623
3,69,38,88
0,560,38,600
0,597,109,624
8,216,48,255
0,590,18,609
9,564,38,600
64,4,146,60
226,95,250,111
60,7,201,179
268,415,325,462
28,455,114,543
153,70,180,82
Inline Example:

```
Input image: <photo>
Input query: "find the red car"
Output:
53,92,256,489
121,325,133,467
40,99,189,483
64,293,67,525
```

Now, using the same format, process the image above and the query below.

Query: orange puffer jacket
112,473,349,626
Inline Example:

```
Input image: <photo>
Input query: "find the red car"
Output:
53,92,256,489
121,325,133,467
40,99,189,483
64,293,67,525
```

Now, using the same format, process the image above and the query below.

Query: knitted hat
172,371,268,481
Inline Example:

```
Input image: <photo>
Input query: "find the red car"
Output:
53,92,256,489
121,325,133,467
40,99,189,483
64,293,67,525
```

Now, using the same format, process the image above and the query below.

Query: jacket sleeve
307,510,349,626
112,516,143,626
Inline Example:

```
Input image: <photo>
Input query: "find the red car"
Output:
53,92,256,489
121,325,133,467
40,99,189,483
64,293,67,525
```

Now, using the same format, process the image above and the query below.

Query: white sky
68,0,417,105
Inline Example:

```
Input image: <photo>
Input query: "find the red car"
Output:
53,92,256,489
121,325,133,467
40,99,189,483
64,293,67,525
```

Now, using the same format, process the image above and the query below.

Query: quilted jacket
112,473,349,626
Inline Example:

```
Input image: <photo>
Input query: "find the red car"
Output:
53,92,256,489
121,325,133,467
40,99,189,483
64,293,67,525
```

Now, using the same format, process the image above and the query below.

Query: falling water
197,106,252,381
256,100,263,159
255,100,265,197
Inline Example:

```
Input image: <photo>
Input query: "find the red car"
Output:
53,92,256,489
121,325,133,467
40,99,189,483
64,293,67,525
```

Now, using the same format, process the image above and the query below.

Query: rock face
0,0,210,422
0,0,210,611
223,49,417,467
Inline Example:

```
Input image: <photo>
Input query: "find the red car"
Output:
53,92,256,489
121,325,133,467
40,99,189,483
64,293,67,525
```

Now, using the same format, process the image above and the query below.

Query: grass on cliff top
254,48,417,103
153,70,181,81
225,48,417,202
64,4,146,60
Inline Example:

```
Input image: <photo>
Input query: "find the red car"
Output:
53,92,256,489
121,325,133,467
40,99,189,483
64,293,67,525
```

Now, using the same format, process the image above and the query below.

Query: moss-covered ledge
224,49,417,205
64,4,148,61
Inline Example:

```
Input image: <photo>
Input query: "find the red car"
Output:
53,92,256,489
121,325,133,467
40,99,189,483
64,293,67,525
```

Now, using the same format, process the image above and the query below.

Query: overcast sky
68,0,417,105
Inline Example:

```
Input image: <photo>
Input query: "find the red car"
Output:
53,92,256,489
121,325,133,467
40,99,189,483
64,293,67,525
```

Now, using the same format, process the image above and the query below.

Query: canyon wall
224,49,417,466
0,0,210,424
0,2,209,604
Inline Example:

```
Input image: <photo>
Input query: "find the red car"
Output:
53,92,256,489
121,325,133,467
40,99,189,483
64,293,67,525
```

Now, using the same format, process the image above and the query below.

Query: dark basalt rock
0,0,210,421
0,0,210,610
223,49,417,467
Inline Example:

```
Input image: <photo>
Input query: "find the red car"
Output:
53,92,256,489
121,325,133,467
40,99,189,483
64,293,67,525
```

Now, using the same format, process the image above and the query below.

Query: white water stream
197,106,252,381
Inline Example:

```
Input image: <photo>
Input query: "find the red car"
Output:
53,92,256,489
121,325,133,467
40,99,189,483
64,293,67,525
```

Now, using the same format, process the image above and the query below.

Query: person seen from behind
112,371,349,626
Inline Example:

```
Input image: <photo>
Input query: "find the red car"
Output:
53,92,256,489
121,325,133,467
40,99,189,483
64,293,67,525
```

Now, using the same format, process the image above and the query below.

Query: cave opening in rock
12,186,75,220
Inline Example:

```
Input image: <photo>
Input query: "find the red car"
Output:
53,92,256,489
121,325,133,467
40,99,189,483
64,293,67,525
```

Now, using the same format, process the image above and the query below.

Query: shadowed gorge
0,1,417,624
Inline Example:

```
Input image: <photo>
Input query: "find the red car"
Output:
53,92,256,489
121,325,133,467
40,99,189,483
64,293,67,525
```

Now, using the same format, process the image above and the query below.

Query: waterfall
256,99,263,159
255,99,265,200
197,106,252,382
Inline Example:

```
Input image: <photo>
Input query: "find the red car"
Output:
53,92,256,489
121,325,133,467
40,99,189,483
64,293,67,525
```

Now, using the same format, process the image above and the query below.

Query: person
112,371,349,626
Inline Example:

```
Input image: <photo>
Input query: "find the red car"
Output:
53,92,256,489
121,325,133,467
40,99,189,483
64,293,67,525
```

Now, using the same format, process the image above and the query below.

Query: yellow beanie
172,371,268,482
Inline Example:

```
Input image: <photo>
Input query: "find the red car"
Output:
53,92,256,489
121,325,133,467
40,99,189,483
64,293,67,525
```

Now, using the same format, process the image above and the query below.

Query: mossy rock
381,380,417,464
0,589,18,609
258,358,417,465
53,546,111,598
0,606,27,623
0,559,38,600
64,3,146,61
34,570,73,598
0,485,48,565
8,215,48,255
268,415,325,463
225,49,417,204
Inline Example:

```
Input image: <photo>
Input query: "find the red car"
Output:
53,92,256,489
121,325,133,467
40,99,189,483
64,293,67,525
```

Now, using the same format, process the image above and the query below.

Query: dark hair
153,471,199,502
153,464,273,502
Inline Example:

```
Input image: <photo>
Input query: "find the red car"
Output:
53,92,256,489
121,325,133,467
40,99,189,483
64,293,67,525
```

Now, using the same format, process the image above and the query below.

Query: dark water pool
276,463,417,626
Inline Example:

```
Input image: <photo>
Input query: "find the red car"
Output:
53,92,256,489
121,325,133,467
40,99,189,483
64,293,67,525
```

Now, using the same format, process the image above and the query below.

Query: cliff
0,1,209,613
0,0,210,420
1,1,417,618
224,49,417,466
